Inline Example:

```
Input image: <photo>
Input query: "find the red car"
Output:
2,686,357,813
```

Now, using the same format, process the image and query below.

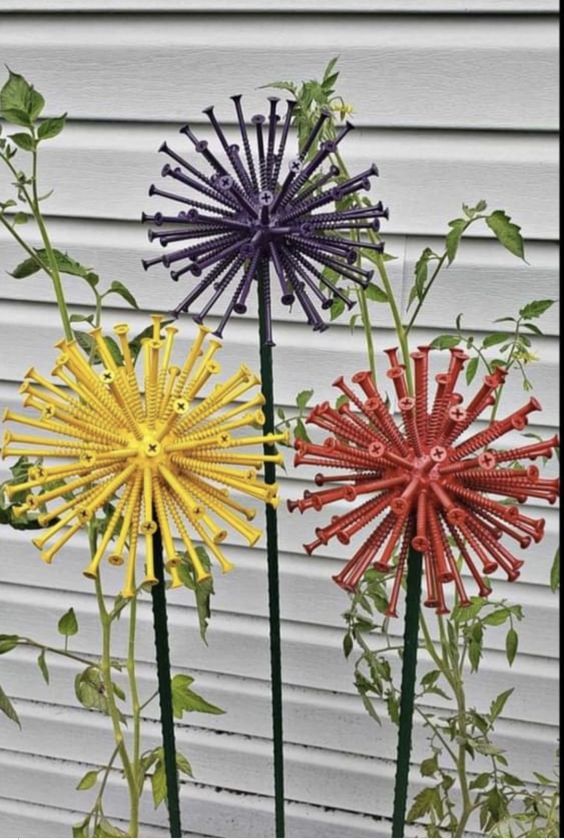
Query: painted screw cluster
288,348,559,616
2,317,286,597
142,96,387,345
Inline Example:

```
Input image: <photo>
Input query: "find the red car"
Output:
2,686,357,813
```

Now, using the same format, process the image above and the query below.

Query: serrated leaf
76,769,99,791
469,772,491,790
171,673,225,718
176,750,193,778
486,210,526,260
407,787,438,821
505,627,518,666
37,648,50,684
0,634,19,655
58,607,79,637
519,299,555,320
296,389,314,410
0,69,45,126
37,114,66,141
105,280,139,310
359,691,381,725
0,684,20,727
420,754,439,778
342,632,353,659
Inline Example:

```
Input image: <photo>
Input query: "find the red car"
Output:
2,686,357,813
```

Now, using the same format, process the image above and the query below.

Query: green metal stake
257,263,286,837
391,547,423,838
151,523,182,837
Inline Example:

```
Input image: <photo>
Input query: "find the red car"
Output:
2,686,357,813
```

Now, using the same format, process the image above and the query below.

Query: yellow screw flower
2,316,285,598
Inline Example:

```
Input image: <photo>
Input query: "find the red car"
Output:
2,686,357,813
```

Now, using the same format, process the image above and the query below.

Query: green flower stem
0,214,52,275
127,592,142,781
405,253,448,335
372,253,414,395
94,574,139,838
30,133,73,341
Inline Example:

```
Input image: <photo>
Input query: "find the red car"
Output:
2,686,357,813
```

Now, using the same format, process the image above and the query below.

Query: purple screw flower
142,96,388,345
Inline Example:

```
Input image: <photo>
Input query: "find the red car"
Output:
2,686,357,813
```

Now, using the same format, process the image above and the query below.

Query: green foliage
58,607,79,639
171,673,225,718
274,388,315,444
0,684,20,727
177,547,214,643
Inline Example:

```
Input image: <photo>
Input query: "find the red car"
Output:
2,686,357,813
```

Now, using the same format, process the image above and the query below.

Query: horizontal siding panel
0,2,559,13
0,301,559,424
0,750,394,838
0,123,558,240
0,698,556,826
0,584,558,726
3,647,558,775
0,222,559,335
0,124,558,239
0,16,558,130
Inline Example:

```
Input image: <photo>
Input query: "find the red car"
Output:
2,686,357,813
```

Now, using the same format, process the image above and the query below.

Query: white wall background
0,1,559,837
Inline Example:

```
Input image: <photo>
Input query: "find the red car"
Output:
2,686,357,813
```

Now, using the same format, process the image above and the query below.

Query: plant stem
0,214,52,274
127,594,142,783
373,253,413,394
18,639,94,667
30,135,73,340
95,575,139,837
405,254,448,334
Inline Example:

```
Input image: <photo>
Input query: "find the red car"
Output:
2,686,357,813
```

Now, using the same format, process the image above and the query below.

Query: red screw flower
288,347,559,616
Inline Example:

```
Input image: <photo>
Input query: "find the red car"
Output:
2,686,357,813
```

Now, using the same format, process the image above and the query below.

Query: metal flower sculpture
288,347,559,616
2,317,285,597
142,96,388,344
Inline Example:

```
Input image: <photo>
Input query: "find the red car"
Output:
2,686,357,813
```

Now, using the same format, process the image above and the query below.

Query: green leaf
519,299,556,320
407,787,438,821
330,296,346,321
486,210,526,260
445,218,468,263
430,335,461,350
482,608,510,626
175,750,193,778
37,114,66,141
359,691,381,725
72,820,89,838
58,607,79,637
13,212,28,224
10,254,42,279
482,332,512,348
0,634,19,655
342,632,353,659
469,772,491,790
420,754,439,778
151,759,167,808
364,282,388,303
95,819,128,837
0,684,20,727
296,389,314,410
104,280,139,310
9,132,35,151
0,69,45,126
294,418,310,442
74,665,120,719
490,688,514,721
171,673,225,718
411,247,433,305
505,627,518,666
37,649,50,684
76,769,99,791
465,356,479,384
550,547,559,592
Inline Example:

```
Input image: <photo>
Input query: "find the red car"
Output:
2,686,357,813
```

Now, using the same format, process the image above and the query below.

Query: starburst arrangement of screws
143,95,388,344
2,317,286,596
289,347,559,616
